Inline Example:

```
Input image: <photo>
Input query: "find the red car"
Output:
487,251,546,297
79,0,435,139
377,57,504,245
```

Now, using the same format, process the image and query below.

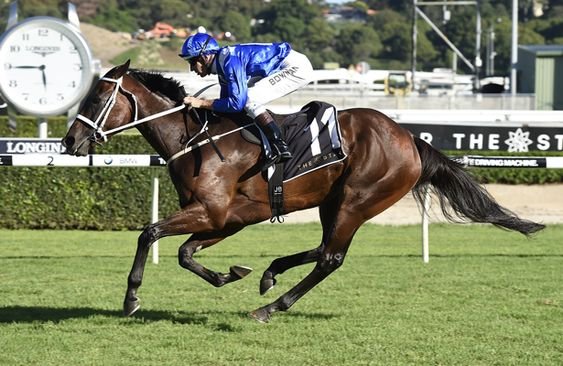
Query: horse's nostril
62,136,75,149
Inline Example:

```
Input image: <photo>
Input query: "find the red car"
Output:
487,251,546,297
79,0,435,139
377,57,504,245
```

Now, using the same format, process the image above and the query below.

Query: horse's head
62,60,135,156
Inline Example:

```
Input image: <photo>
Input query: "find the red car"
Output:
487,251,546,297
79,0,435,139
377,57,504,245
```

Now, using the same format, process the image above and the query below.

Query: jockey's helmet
179,33,220,60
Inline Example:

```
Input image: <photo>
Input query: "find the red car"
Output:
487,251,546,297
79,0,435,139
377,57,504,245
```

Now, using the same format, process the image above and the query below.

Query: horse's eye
92,96,101,104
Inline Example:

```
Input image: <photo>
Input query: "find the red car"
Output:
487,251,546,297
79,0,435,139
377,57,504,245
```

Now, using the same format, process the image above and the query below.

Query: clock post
0,1,100,138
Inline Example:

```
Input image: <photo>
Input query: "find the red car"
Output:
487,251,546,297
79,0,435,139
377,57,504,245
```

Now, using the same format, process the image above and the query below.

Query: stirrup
278,150,292,161
272,141,292,162
263,153,281,170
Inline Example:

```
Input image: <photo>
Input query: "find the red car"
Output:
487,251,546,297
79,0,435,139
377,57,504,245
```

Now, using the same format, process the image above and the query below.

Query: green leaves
1,119,561,230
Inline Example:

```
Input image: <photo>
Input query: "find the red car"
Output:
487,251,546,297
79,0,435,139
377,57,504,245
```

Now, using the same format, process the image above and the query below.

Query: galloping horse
62,61,544,322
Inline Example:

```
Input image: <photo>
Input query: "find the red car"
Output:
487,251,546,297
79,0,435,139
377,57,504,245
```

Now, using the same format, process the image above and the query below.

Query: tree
253,0,322,42
304,18,337,68
90,0,137,32
415,23,440,70
365,0,410,12
215,11,252,42
305,17,336,52
334,23,382,67
156,0,192,28
370,9,411,61
271,16,307,45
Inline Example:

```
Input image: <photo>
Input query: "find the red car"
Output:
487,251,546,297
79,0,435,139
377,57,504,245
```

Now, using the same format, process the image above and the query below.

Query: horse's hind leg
259,246,322,295
178,228,253,287
258,200,337,294
250,213,360,323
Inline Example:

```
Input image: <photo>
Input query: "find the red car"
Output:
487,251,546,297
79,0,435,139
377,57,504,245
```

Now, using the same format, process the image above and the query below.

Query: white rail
0,153,164,264
421,155,563,263
2,154,561,264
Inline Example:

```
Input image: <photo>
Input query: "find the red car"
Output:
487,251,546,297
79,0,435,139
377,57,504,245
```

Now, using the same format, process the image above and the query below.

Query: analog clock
0,17,97,117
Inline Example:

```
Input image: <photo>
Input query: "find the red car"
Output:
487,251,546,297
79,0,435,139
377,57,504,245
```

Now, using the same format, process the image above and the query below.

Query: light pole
511,0,518,95
412,0,418,90
412,0,482,91
486,18,502,76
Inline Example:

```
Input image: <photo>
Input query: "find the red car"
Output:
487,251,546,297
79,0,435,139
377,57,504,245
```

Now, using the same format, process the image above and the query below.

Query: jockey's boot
255,111,292,167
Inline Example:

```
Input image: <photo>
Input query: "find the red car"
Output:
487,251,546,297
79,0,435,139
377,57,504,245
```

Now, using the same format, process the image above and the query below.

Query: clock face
0,17,96,116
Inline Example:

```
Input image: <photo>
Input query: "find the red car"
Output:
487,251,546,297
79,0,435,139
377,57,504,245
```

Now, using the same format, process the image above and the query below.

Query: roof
519,45,563,56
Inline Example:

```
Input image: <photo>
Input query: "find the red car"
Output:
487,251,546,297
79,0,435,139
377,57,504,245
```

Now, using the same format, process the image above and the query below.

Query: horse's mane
128,69,187,103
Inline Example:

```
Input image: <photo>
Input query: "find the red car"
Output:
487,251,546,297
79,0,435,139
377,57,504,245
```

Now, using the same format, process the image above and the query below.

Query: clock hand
13,64,48,88
13,65,43,69
40,65,47,89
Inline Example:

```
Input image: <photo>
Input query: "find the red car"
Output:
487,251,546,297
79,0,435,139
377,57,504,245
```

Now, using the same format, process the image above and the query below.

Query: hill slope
81,23,135,67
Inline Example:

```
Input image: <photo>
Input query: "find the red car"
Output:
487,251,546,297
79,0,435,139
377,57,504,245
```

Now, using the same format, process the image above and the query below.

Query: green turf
0,224,562,365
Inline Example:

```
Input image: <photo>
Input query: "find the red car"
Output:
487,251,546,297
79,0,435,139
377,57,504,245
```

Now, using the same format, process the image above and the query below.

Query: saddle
191,101,346,221
242,101,347,220
242,101,346,180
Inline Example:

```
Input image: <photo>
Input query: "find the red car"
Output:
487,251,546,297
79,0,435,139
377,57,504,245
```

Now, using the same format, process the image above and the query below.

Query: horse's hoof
249,307,271,323
230,265,253,279
259,277,276,295
123,298,141,317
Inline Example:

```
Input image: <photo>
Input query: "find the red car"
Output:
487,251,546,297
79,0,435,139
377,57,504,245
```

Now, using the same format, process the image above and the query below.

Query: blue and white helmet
179,33,220,59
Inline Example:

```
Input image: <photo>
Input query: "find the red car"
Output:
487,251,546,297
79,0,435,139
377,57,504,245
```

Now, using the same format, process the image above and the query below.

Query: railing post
151,176,159,264
422,187,431,263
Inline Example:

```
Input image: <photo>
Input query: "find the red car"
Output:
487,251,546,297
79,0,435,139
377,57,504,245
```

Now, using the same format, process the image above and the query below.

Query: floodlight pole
412,0,482,90
474,0,481,90
511,0,518,95
412,0,418,89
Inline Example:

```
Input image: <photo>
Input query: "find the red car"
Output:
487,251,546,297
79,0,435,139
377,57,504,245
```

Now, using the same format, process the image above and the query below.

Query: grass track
1,224,562,365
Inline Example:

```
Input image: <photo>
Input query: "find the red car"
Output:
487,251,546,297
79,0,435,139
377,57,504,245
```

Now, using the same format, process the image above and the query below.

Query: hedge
1,117,180,230
1,117,562,229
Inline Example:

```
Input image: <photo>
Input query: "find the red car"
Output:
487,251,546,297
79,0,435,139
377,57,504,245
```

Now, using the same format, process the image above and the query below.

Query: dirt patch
282,184,563,225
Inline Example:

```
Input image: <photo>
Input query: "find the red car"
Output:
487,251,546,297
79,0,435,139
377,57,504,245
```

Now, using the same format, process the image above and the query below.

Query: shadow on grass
2,253,562,261
0,305,340,325
0,305,212,325
371,254,563,258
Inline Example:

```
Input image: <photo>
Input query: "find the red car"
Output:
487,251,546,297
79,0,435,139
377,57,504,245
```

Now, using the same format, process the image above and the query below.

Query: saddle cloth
275,101,346,181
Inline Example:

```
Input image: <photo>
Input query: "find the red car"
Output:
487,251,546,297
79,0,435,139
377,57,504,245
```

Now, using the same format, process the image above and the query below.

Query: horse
62,60,544,323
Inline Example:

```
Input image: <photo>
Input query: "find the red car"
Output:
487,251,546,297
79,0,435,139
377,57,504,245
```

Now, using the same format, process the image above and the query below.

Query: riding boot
255,111,292,167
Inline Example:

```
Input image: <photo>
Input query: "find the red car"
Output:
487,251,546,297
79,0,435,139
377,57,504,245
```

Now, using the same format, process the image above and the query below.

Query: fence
165,71,538,111
2,153,562,264
420,155,563,263
0,153,165,264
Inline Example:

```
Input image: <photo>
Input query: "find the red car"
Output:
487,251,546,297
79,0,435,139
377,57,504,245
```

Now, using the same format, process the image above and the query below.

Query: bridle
76,76,185,143
74,75,250,164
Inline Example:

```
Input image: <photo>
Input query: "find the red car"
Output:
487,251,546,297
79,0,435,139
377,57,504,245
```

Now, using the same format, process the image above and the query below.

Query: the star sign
504,128,533,152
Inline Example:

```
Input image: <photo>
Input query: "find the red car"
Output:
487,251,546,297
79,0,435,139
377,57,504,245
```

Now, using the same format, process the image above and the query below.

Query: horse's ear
113,59,131,78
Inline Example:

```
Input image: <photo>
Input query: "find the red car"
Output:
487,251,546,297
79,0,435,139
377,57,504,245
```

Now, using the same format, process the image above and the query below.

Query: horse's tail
411,137,545,236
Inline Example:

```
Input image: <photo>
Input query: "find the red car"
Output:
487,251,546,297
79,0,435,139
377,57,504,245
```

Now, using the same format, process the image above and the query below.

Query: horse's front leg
123,222,163,316
123,205,216,317
178,229,253,287
123,222,174,316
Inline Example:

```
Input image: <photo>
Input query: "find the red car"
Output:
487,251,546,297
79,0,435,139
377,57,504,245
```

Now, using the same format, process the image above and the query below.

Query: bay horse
62,60,544,323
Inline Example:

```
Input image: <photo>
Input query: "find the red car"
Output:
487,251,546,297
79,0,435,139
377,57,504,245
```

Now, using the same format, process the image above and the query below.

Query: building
518,45,563,110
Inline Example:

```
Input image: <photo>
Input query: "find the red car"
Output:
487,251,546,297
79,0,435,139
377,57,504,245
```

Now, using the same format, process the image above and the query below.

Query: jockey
179,33,313,168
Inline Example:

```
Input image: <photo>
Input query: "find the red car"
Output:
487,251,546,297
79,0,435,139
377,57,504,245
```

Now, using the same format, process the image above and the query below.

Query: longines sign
400,124,563,152
0,138,66,154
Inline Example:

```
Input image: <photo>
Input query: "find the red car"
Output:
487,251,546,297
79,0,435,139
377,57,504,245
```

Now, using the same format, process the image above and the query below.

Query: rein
76,76,248,164
167,123,253,164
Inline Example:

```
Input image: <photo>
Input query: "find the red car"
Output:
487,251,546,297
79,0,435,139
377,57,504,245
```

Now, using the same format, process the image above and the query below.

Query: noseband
76,76,140,143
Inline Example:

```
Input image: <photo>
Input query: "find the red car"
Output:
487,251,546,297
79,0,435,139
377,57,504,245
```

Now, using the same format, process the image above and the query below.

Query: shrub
1,117,561,229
